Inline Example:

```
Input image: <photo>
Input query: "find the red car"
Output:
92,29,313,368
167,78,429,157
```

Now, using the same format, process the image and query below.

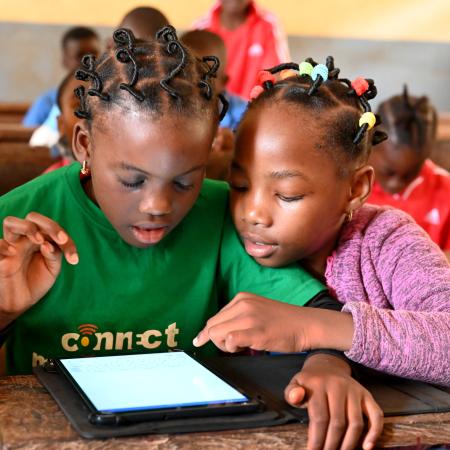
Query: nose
242,191,272,227
138,188,172,217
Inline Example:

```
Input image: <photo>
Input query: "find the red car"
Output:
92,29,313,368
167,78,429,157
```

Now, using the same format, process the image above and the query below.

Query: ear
347,165,374,212
72,120,92,164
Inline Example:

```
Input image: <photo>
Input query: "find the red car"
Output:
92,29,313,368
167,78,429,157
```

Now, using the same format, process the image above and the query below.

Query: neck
300,232,343,281
220,6,249,30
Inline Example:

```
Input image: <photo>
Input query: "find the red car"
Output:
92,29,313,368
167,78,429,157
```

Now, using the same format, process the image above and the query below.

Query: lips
241,234,278,259
131,224,169,245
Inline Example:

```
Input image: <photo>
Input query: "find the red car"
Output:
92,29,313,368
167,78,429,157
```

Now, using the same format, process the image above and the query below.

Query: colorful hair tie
299,61,313,76
250,85,264,100
279,69,298,80
359,112,376,130
351,77,369,96
311,64,328,82
257,70,276,85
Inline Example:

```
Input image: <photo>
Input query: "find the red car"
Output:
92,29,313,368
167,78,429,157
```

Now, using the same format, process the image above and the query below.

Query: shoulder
193,178,229,213
252,3,284,29
0,163,77,217
424,159,450,188
341,204,437,258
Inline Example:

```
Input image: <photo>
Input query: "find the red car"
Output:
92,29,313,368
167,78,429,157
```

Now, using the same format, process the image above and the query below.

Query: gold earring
346,210,353,222
81,160,90,176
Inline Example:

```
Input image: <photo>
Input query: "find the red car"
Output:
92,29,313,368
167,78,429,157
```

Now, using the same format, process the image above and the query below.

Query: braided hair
74,26,228,125
377,85,437,153
245,57,387,174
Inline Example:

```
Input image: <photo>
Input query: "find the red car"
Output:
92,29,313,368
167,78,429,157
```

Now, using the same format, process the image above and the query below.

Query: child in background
23,26,100,128
117,6,170,41
181,29,247,180
194,0,290,99
367,87,450,260
194,58,449,449
43,73,83,173
0,28,326,377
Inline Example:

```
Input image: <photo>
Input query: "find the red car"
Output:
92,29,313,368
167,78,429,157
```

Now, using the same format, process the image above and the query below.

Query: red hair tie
351,77,369,96
249,85,264,100
257,70,276,85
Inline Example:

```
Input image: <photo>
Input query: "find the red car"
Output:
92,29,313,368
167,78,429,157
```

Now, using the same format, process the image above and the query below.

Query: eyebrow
269,169,310,182
118,162,205,177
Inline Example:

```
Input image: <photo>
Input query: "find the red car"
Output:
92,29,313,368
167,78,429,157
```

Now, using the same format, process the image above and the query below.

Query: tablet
53,352,261,425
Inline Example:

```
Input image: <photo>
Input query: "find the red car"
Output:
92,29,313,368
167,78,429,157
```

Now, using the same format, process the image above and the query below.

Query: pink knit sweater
325,204,450,386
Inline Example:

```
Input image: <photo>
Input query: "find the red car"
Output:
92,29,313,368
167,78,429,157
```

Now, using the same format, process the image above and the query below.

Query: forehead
236,105,339,175
64,37,99,54
61,78,81,103
238,105,319,156
92,108,215,161
375,141,424,167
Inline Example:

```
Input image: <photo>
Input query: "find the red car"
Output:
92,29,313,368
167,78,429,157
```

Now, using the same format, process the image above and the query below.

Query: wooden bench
0,102,30,124
0,143,55,196
0,123,36,143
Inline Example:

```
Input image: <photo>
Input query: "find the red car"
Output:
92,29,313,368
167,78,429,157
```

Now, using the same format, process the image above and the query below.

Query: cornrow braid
377,85,437,152
113,28,145,101
245,56,388,171
73,26,228,126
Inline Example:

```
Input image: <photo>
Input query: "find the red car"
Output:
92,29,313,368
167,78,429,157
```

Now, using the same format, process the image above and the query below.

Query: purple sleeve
343,212,450,386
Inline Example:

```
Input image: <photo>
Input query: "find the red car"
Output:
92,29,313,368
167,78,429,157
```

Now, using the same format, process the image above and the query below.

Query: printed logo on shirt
30,322,181,367
248,43,263,57
425,208,441,225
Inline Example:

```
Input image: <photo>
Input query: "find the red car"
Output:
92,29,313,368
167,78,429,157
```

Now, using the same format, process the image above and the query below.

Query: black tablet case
34,354,450,439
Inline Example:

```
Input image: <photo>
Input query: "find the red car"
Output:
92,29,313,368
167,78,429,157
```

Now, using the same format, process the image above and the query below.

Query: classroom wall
2,0,450,42
1,1,449,110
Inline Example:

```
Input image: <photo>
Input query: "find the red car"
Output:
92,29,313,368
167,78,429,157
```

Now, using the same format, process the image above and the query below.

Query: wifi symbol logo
78,324,98,347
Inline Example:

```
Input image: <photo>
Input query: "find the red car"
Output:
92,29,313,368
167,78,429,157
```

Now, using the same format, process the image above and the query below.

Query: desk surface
1,375,449,449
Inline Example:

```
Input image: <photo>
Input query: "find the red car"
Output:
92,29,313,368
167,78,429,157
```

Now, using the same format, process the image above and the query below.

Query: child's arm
0,212,78,330
194,295,383,450
341,212,450,386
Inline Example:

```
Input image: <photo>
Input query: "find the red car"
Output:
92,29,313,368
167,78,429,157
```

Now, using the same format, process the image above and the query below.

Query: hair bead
359,112,377,130
311,64,329,82
250,85,264,100
279,69,298,80
351,77,369,96
257,70,276,85
299,61,313,77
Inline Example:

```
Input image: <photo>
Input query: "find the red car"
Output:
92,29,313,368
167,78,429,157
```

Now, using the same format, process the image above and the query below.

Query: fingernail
57,231,68,244
69,253,79,265
35,233,43,243
193,336,199,347
363,443,374,450
47,243,54,253
7,245,16,255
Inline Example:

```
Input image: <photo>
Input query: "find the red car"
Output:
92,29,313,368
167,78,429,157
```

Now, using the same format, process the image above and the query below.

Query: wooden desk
1,375,449,449
0,102,30,124
0,123,36,142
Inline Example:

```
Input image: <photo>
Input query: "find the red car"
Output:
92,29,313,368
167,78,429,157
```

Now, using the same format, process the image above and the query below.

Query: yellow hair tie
359,112,376,130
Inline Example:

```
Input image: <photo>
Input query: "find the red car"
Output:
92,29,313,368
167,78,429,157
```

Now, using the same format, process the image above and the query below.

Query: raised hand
0,212,78,329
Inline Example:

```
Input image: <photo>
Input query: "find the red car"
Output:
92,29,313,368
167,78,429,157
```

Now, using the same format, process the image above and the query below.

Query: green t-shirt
0,163,324,374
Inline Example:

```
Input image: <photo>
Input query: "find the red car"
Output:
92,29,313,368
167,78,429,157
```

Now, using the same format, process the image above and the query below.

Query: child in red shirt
367,87,450,259
194,1,290,99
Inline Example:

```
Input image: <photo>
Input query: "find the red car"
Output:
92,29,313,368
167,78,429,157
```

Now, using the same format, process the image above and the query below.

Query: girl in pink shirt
195,57,450,449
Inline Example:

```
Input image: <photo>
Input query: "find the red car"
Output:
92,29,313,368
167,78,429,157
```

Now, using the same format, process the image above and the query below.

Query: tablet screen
59,352,249,413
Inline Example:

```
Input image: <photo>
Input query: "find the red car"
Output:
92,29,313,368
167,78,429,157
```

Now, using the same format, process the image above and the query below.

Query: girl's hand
285,354,384,450
0,212,78,328
193,292,354,353
193,292,311,352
